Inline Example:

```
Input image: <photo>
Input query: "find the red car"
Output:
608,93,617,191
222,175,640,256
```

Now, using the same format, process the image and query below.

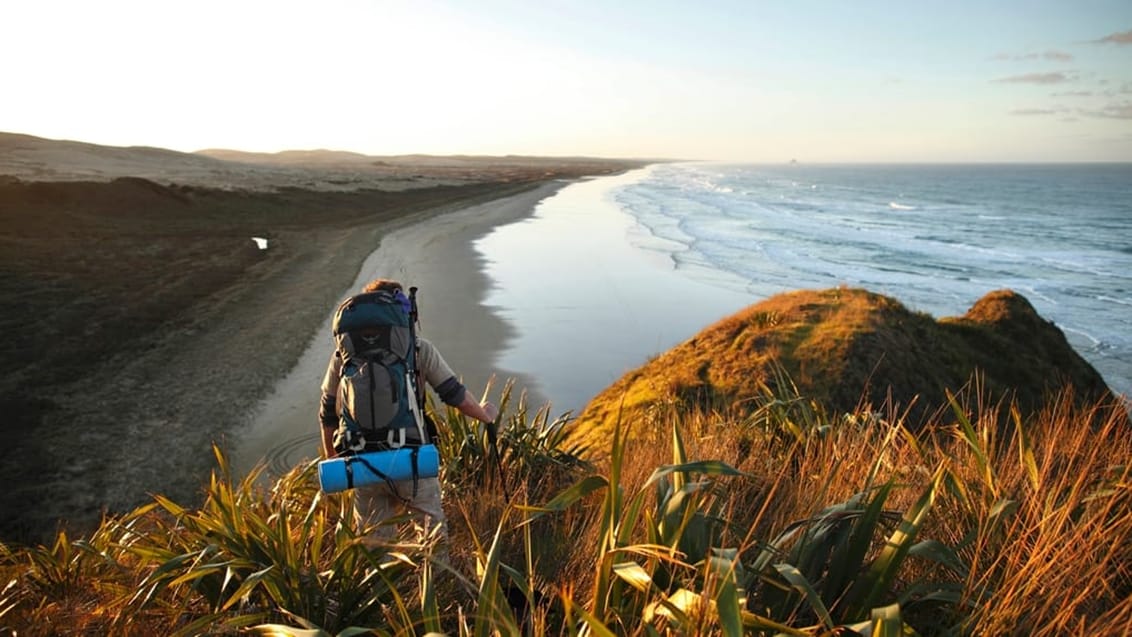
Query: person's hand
481,401,499,423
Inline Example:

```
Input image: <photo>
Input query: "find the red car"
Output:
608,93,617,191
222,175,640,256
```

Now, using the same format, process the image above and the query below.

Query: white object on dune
252,237,269,250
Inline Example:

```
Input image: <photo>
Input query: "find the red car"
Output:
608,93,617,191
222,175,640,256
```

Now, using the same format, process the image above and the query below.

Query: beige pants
352,476,447,548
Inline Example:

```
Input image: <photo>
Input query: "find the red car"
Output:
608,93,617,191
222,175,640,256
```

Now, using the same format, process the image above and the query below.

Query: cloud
1091,29,1132,45
993,72,1075,84
1051,91,1094,97
1086,102,1132,119
1008,101,1132,119
991,50,1074,62
1009,108,1063,116
1042,50,1075,61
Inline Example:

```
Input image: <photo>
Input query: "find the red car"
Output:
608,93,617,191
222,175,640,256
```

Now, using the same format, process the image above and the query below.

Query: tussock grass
2,381,1129,635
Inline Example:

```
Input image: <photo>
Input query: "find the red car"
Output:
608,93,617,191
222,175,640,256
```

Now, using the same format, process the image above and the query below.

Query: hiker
318,278,498,545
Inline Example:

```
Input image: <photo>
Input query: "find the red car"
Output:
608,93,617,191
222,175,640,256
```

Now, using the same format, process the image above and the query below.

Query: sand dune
1,131,640,192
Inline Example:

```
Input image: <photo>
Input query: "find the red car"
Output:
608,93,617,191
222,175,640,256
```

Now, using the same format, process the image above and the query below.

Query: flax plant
432,379,589,500
114,447,417,635
3,378,1129,636
523,417,807,635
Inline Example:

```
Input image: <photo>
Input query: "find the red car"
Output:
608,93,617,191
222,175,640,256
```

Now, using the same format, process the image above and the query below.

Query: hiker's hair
363,278,403,294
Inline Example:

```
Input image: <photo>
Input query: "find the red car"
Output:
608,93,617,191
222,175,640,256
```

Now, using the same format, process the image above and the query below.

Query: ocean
476,162,1132,415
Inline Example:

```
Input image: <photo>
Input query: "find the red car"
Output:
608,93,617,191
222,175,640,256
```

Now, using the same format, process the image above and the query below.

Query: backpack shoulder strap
406,287,430,444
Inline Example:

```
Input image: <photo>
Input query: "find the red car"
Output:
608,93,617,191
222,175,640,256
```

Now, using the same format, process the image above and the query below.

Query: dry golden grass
513,380,1130,634
2,382,1128,635
569,287,1117,457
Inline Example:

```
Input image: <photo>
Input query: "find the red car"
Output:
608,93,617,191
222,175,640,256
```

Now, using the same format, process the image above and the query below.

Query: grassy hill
569,287,1115,454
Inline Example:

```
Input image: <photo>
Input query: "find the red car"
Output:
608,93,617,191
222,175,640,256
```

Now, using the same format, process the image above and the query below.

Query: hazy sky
3,0,1131,162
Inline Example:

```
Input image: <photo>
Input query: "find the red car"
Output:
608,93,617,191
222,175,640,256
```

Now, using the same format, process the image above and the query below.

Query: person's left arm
318,352,343,458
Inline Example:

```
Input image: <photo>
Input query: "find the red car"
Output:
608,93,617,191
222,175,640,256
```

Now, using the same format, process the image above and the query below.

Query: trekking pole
486,418,510,502
407,287,427,409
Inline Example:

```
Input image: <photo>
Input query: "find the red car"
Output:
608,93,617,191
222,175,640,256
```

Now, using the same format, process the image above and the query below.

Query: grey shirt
318,336,465,432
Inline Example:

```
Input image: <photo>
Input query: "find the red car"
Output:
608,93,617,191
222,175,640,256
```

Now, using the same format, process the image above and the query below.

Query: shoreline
233,181,568,477
476,167,756,414
1,174,606,544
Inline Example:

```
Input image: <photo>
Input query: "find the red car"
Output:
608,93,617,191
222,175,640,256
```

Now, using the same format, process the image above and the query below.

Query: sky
3,0,1131,162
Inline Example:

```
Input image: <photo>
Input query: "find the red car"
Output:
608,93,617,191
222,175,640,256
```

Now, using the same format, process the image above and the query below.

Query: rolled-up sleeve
417,338,467,406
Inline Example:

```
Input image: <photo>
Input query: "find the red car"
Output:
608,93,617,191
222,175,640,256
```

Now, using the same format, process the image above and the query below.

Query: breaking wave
609,162,1132,397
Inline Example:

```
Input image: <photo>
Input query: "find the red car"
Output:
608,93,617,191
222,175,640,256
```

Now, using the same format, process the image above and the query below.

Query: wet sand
232,182,565,477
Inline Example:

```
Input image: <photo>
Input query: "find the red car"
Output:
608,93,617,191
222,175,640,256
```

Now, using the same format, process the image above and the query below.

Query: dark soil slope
0,133,645,544
0,177,539,541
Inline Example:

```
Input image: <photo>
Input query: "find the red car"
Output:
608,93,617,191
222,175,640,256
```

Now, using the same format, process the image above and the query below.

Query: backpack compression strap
344,453,417,502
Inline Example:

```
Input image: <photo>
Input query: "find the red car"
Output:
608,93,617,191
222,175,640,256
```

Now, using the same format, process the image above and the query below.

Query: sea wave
1097,295,1132,307
1060,324,1103,348
486,162,1132,402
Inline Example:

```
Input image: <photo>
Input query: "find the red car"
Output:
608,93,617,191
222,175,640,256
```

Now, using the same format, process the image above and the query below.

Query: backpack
330,288,427,453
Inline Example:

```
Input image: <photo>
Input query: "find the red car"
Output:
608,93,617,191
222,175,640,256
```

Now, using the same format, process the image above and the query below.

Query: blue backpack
330,289,427,453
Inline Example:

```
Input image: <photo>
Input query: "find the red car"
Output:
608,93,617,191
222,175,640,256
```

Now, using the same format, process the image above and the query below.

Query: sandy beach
0,133,643,543
233,182,565,477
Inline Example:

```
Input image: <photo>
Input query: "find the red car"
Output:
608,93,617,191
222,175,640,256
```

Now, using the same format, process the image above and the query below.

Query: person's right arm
454,390,499,423
418,338,498,423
